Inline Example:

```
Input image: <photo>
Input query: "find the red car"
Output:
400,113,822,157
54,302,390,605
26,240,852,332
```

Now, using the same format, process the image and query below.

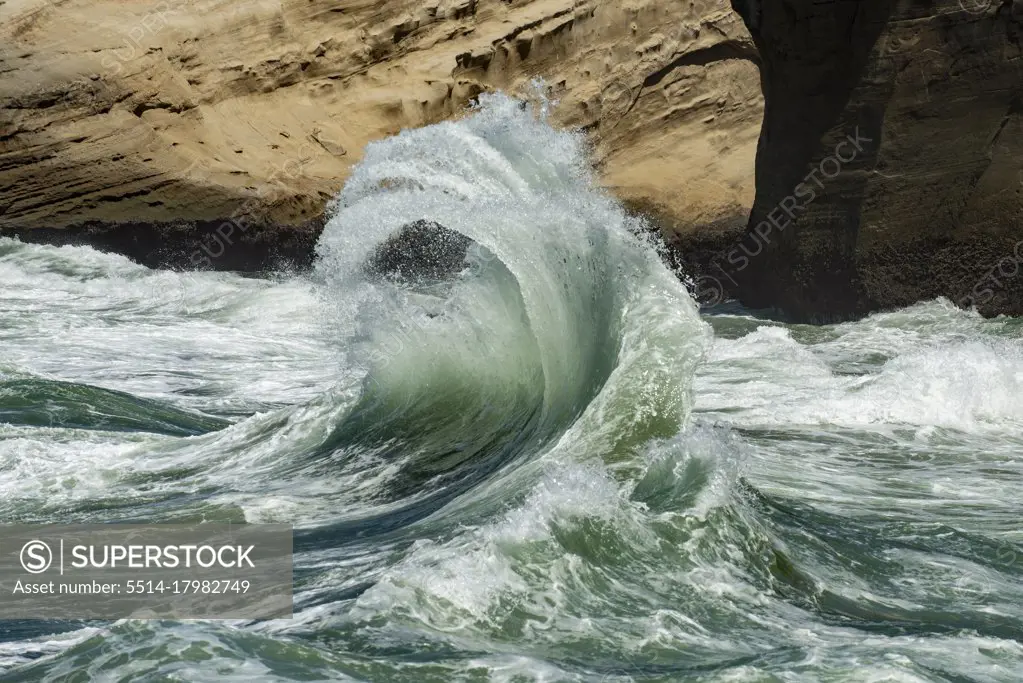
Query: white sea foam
1,95,1022,682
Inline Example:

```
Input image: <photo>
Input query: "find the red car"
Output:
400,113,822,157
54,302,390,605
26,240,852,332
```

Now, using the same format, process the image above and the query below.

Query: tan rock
0,0,762,244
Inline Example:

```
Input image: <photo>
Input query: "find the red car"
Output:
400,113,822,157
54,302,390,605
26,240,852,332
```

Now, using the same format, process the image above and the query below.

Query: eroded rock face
720,0,1023,321
0,0,763,269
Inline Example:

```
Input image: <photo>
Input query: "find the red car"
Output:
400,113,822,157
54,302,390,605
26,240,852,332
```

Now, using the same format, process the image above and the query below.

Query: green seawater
1,95,1021,681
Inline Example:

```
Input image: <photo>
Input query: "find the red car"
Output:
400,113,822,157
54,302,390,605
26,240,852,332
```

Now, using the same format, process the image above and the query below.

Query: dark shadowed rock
0,217,322,272
719,0,1023,321
365,220,473,282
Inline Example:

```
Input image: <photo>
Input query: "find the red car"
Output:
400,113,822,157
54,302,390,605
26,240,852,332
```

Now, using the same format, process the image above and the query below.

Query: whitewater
0,93,1021,681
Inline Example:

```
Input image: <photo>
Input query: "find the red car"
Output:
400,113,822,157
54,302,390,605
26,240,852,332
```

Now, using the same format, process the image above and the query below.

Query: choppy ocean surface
1,94,1021,681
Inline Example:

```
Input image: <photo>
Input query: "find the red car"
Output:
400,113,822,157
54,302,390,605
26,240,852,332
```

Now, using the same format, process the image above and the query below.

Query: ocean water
0,94,1021,681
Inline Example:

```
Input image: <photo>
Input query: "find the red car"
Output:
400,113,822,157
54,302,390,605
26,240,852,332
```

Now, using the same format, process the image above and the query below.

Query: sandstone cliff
716,0,1023,320
0,0,762,269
